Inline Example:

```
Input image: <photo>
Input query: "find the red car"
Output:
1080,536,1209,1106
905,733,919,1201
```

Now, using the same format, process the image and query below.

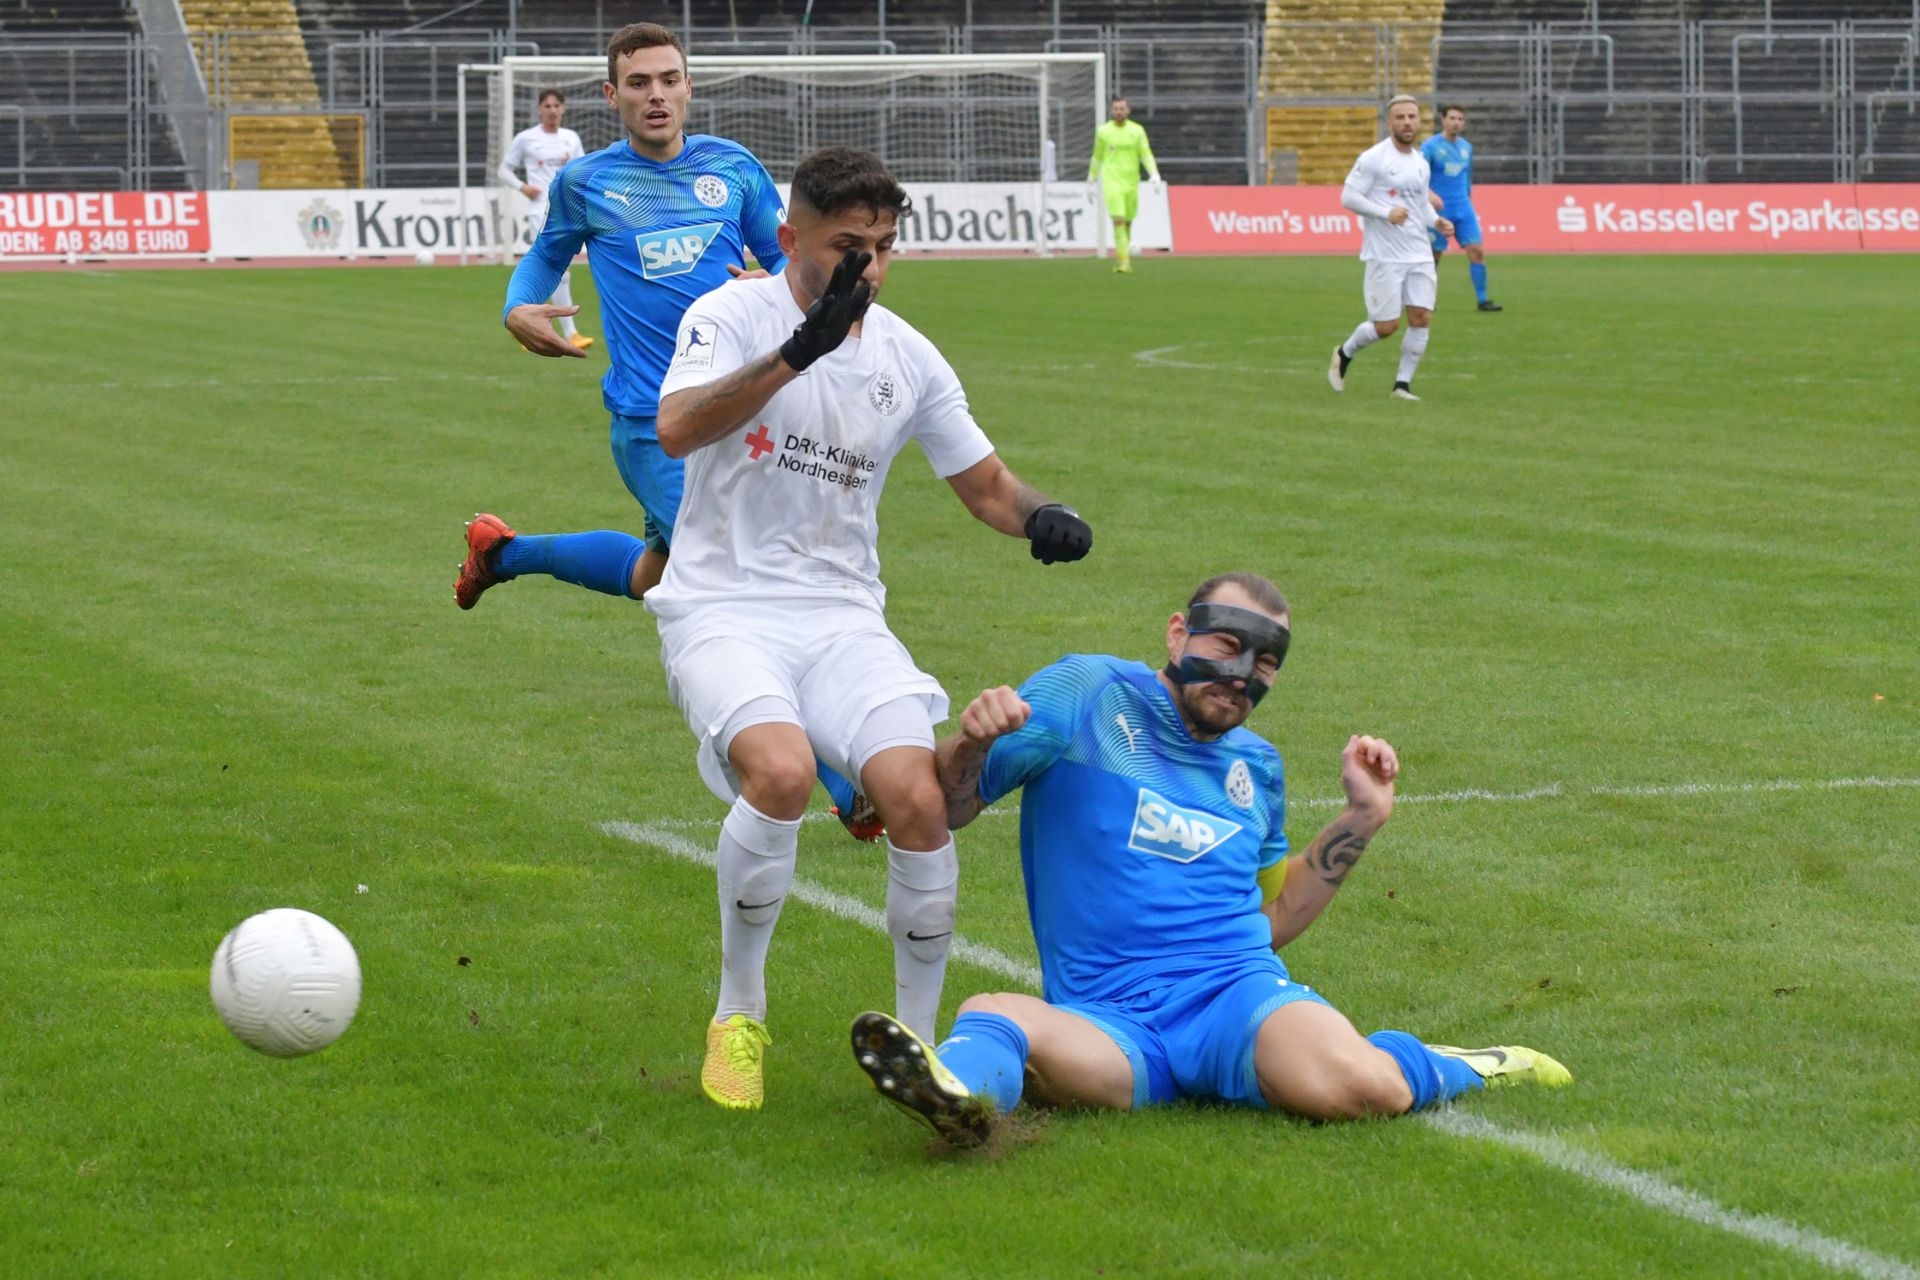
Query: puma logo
1114,712,1141,753
605,189,633,207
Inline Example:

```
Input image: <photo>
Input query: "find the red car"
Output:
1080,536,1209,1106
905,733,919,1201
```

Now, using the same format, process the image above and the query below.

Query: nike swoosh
905,930,952,943
735,898,782,911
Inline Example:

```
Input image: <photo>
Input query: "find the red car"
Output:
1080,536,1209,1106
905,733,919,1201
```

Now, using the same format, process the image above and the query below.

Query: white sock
1396,325,1430,385
550,271,577,337
1341,321,1382,360
713,797,799,1023
885,837,958,1042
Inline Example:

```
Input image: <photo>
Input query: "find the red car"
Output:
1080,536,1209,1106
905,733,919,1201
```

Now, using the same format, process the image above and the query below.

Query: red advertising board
0,191,209,258
1169,183,1920,254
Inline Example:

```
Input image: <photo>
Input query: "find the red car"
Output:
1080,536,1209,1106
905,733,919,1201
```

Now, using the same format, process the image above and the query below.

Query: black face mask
1163,603,1291,707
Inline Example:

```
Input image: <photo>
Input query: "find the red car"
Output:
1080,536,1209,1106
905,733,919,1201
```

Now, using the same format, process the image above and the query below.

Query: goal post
459,52,1106,262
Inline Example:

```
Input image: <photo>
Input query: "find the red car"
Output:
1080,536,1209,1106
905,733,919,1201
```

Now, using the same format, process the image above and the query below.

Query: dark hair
1441,103,1467,118
606,22,686,84
790,146,912,222
1112,94,1128,103
538,88,566,105
1189,572,1289,619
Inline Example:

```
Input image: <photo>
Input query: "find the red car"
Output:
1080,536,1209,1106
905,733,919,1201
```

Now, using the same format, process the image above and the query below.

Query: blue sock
937,1012,1029,1112
817,759,859,813
495,531,645,599
1470,261,1489,303
1367,1030,1484,1110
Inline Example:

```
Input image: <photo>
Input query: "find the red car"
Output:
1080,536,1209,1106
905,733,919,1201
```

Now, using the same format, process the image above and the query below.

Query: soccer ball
210,908,362,1057
412,249,435,266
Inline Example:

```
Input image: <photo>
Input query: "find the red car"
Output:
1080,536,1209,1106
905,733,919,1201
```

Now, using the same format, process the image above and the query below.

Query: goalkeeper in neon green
1088,95,1160,273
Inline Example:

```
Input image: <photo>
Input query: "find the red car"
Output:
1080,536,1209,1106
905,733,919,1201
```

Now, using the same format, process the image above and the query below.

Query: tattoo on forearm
1307,828,1369,886
937,743,988,826
682,350,784,430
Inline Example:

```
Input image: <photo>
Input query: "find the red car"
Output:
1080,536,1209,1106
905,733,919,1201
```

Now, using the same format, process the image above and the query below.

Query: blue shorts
1055,954,1331,1110
1432,204,1483,252
608,413,682,555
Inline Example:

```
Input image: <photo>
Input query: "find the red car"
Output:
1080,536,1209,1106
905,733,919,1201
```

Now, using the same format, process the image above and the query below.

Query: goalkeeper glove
780,248,873,371
1024,504,1092,564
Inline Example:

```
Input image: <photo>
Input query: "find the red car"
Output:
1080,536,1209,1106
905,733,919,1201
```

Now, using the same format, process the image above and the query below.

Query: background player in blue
1423,104,1502,312
849,572,1570,1147
456,22,786,610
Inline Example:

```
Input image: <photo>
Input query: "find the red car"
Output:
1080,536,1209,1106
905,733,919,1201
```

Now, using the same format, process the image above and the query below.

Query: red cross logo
745,424,775,460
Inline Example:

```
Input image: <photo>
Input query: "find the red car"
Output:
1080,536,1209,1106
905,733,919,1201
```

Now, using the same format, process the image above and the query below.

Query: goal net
459,53,1106,260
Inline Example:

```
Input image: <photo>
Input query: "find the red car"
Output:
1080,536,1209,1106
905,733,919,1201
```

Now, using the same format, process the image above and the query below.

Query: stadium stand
1263,0,1447,184
179,0,359,186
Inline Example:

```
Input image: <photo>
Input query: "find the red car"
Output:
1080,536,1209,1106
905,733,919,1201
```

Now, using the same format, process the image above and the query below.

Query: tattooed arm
933,685,1031,830
1264,734,1399,950
656,348,796,459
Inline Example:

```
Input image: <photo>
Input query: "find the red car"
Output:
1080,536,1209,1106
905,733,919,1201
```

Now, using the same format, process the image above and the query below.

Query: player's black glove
780,248,873,371
1024,503,1092,565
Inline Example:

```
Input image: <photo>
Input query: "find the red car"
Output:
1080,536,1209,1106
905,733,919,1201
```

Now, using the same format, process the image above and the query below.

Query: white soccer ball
210,908,361,1057
412,249,435,266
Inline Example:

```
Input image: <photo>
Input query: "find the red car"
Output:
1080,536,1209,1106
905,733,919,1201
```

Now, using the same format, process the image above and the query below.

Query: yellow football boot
1430,1044,1573,1089
701,1014,772,1110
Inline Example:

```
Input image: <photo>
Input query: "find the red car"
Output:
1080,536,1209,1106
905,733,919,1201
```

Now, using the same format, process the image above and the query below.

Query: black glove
780,248,873,371
1024,503,1092,564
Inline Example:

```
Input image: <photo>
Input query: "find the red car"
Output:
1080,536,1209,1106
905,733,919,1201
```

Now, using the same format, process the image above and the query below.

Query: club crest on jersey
636,221,723,279
1225,759,1255,810
693,174,729,208
868,372,901,416
1128,787,1242,864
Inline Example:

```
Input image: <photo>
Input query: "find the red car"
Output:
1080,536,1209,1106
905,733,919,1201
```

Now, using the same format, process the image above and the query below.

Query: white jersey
497,125,584,207
1343,136,1437,264
650,273,996,612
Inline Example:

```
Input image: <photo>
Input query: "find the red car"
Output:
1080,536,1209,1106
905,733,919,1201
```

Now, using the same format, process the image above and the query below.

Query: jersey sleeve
977,656,1099,805
1086,128,1106,180
501,160,588,318
1137,127,1159,179
657,285,750,400
739,156,788,273
909,342,995,479
1255,748,1289,872
497,132,526,187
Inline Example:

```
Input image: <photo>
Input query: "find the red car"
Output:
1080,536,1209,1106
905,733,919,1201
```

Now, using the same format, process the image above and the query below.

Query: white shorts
653,595,949,802
1363,260,1438,321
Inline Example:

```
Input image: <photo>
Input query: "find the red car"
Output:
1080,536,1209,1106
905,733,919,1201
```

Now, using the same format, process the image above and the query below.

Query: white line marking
1427,1111,1920,1280
600,821,1041,988
94,372,508,390
604,806,1920,1277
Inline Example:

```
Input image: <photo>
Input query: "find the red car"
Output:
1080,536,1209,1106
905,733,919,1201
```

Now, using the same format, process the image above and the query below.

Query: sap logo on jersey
1128,787,1242,864
636,221,723,279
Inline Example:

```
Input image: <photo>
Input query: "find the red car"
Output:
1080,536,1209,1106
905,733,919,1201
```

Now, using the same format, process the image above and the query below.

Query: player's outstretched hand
1340,734,1399,827
505,303,588,358
1024,503,1092,564
960,686,1031,747
726,263,771,281
780,247,872,371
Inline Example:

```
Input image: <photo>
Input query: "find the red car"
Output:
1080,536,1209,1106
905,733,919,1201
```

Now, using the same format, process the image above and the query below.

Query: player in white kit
497,88,592,350
1327,95,1454,401
648,146,1093,1111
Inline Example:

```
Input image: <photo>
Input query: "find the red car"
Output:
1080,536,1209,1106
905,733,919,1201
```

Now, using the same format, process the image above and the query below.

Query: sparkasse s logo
1557,196,1590,233
637,221,723,279
1128,787,1242,864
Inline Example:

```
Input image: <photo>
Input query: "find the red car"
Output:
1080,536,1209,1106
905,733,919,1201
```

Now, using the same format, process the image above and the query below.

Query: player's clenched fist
1024,503,1092,564
780,247,872,371
960,686,1031,746
1340,734,1399,825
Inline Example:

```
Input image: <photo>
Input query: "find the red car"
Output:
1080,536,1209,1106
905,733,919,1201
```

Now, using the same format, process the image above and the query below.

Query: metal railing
5,16,1920,189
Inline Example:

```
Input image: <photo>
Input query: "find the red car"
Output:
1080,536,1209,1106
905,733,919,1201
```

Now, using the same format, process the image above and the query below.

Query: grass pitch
2,252,1916,1278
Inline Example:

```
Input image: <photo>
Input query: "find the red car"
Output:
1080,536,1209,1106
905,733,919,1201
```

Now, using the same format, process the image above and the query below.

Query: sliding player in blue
851,572,1568,1146
458,23,876,835
1423,104,1502,312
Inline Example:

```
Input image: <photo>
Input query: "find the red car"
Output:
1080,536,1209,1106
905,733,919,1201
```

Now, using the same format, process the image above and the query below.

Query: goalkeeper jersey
1089,120,1159,186
502,135,787,419
978,655,1290,1006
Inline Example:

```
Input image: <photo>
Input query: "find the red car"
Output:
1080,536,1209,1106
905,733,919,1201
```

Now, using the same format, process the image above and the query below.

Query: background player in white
1328,94,1453,402
649,146,1092,1112
498,88,591,350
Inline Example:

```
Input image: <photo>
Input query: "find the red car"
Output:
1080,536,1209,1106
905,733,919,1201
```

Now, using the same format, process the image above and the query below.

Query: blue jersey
978,656,1290,1007
503,135,788,418
1421,134,1474,211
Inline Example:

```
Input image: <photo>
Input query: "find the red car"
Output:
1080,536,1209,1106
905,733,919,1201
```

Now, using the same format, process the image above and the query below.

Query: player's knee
873,773,948,849
1407,310,1431,329
736,751,815,817
1372,318,1399,338
958,992,1022,1019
